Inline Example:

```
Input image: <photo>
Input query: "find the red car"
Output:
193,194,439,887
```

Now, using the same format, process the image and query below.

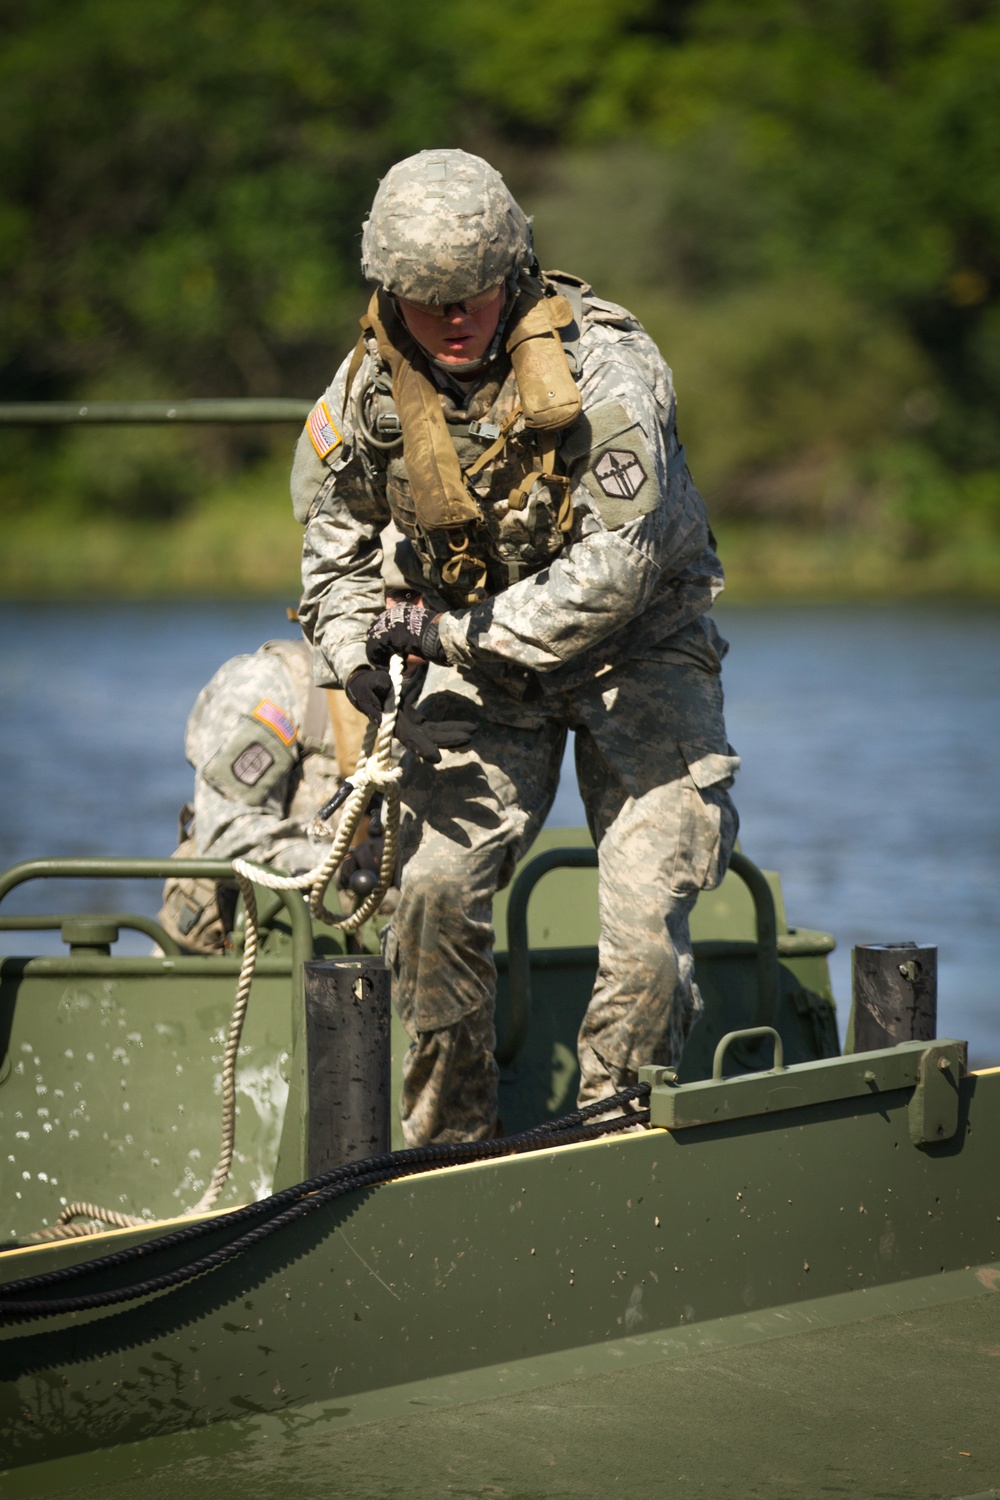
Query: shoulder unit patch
594,448,647,500
232,743,275,786
561,399,660,530
306,399,343,460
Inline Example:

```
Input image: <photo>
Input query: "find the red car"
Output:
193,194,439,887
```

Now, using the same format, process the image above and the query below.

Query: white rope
191,653,405,1216
32,1201,144,1241
32,657,406,1239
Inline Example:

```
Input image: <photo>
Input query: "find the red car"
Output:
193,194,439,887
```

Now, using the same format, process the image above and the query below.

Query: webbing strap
505,427,573,531
464,407,522,481
440,537,488,595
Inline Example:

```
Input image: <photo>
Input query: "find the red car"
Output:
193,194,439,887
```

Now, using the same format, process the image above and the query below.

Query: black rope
0,1085,650,1322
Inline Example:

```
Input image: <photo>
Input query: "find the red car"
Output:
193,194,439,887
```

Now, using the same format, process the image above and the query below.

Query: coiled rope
34,658,406,1240
0,1085,652,1322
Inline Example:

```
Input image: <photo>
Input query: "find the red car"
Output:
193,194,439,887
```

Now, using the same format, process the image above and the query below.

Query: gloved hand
345,664,393,722
366,601,449,668
345,667,475,764
394,701,476,764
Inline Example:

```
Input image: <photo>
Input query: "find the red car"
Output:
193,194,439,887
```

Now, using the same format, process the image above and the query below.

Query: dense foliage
2,0,998,589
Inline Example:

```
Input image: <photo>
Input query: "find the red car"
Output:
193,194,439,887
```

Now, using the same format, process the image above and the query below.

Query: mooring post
302,956,391,1172
849,942,937,1052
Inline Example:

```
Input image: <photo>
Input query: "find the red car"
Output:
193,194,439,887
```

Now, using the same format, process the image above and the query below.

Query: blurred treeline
2,0,999,597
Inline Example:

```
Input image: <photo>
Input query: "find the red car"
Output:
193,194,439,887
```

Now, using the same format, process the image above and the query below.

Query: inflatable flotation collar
344,274,583,601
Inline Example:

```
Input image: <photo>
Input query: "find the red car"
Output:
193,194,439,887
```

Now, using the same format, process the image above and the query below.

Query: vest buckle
375,412,402,438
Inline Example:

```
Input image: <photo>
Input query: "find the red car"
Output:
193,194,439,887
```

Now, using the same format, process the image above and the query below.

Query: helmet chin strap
429,352,490,380
410,277,521,381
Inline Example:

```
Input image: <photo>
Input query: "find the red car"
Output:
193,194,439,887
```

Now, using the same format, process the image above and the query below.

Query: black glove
345,667,475,764
366,602,449,668
344,665,392,722
395,702,476,765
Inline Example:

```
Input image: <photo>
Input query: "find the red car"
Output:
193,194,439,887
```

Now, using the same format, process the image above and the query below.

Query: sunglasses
396,283,505,319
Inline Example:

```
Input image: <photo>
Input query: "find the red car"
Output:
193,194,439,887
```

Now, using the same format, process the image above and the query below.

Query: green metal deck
2,1060,998,1498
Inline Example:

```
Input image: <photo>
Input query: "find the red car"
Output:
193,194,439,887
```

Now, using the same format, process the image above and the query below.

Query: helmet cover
361,149,533,303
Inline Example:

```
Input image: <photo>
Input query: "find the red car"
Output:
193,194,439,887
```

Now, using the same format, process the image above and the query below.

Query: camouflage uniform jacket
294,277,725,693
184,638,340,874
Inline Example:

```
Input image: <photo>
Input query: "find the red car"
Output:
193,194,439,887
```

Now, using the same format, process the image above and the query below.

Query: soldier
294,149,740,1143
157,634,353,954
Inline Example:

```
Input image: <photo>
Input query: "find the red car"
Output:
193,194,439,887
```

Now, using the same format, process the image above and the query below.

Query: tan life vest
347,274,584,604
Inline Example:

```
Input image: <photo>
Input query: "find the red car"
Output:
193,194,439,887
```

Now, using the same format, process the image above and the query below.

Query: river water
2,600,998,1064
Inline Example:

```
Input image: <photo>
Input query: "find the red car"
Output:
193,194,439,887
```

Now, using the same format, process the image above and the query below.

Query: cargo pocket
669,743,740,897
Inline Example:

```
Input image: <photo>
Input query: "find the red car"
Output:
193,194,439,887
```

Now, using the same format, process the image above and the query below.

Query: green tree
3,0,999,588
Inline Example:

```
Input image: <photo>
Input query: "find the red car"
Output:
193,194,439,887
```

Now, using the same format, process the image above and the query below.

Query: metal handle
713,1026,785,1080
0,857,314,966
499,845,784,1067
499,846,598,1066
0,911,182,955
0,399,311,425
725,851,782,1028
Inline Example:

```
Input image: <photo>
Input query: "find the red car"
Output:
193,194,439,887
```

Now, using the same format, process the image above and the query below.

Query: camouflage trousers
385,648,739,1145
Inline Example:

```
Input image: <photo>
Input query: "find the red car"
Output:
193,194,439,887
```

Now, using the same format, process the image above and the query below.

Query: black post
302,956,391,1172
850,942,937,1053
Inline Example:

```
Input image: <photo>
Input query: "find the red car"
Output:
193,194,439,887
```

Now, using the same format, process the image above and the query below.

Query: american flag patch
306,399,342,460
253,699,297,745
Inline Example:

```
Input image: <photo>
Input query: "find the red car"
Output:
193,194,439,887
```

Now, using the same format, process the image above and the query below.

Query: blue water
2,600,998,1064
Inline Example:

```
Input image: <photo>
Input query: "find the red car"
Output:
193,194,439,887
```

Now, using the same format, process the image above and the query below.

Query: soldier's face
397,284,505,369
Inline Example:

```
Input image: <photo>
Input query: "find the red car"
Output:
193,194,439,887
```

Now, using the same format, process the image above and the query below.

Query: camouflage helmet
360,149,533,304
